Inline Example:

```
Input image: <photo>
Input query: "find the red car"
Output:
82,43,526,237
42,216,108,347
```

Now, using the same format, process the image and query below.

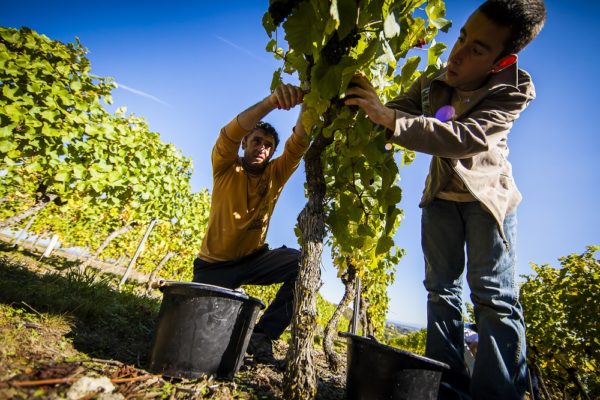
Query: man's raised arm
213,84,305,174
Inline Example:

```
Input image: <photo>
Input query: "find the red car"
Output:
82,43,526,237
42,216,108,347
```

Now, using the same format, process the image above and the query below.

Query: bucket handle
149,279,167,291
148,280,250,295
151,279,200,292
338,332,381,343
365,334,378,343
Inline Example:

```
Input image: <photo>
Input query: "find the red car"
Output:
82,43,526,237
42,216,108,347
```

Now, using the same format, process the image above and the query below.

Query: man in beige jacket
346,1,546,398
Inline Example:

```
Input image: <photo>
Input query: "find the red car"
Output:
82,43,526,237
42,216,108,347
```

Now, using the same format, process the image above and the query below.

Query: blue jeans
422,199,527,400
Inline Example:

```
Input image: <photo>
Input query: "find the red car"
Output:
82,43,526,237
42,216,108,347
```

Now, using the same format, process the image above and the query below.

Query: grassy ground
0,244,346,399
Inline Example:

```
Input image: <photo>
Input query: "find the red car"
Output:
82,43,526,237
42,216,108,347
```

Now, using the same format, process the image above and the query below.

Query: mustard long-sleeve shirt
198,117,308,262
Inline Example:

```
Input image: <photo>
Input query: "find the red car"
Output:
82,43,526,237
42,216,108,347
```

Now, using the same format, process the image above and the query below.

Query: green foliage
244,284,349,340
0,26,211,280
243,283,281,308
521,246,600,398
0,27,113,199
386,328,427,355
464,301,475,324
264,0,447,332
316,293,349,333
358,253,399,335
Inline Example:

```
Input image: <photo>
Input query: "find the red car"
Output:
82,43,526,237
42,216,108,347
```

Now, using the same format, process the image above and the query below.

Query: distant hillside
386,320,424,334
338,304,423,336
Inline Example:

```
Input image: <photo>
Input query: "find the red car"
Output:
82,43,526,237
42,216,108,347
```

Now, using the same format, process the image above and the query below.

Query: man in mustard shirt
193,83,308,367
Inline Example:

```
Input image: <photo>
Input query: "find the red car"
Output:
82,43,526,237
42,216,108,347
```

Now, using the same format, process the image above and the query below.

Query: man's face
446,11,512,91
242,129,275,168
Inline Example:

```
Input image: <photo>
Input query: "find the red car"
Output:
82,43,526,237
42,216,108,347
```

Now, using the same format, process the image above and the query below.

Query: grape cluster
268,0,304,26
330,82,360,113
321,28,360,66
414,38,427,48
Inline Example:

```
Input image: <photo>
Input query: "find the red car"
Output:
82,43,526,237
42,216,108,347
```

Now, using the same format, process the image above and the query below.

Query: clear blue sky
4,1,599,327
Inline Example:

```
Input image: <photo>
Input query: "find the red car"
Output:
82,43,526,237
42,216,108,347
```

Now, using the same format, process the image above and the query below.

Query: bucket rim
339,332,450,370
159,281,266,309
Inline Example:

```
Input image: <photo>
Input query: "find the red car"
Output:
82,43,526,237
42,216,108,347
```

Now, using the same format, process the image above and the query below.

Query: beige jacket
386,64,536,241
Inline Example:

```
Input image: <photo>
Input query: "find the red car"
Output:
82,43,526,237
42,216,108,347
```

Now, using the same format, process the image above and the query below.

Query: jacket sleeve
388,79,535,159
212,117,249,176
385,75,424,115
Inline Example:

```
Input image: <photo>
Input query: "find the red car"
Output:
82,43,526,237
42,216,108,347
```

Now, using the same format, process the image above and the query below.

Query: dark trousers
193,245,299,341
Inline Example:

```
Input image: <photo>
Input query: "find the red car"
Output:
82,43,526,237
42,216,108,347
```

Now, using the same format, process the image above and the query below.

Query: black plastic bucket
148,282,265,380
340,332,449,400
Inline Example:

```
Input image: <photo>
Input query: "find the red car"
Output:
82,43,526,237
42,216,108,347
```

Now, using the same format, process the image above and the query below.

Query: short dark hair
478,0,546,56
252,121,280,149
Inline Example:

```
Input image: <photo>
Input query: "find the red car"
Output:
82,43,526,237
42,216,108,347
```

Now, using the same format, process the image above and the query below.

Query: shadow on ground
0,249,159,368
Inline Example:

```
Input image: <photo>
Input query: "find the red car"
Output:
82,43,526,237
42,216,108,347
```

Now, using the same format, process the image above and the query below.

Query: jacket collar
427,63,520,117
485,61,519,89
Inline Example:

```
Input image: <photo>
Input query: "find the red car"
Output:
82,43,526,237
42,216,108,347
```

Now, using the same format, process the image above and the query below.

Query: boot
247,331,285,370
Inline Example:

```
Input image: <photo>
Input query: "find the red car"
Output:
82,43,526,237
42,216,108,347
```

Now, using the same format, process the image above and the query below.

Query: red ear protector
493,54,517,72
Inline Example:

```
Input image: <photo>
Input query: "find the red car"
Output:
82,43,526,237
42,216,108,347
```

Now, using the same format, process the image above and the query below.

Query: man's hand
236,84,305,133
269,84,304,110
344,75,395,131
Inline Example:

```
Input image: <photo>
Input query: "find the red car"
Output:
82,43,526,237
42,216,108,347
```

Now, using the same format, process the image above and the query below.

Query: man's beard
241,156,268,175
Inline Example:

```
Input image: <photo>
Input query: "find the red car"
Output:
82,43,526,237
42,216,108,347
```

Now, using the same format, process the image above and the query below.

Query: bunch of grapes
268,0,304,26
321,28,360,66
331,82,360,113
